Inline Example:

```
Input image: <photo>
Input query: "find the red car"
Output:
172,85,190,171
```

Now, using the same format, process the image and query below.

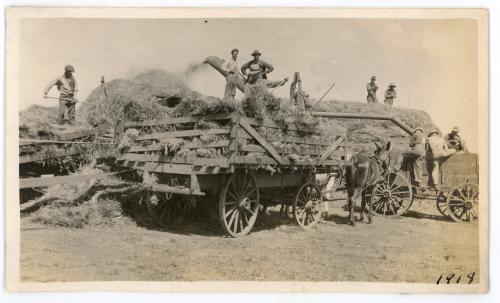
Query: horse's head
374,140,392,170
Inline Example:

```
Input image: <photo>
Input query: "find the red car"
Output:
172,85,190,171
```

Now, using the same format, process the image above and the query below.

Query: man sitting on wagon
445,126,469,153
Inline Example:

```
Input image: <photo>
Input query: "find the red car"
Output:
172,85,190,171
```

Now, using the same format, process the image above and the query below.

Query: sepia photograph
4,7,489,293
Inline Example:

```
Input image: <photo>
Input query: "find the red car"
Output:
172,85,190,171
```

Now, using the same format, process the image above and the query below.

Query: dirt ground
20,198,479,283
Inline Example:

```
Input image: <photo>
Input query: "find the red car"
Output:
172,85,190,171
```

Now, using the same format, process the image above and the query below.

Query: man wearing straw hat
241,50,275,85
43,64,78,125
384,83,397,106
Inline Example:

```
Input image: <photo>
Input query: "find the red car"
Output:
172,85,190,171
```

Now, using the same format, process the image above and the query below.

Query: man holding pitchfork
43,64,78,125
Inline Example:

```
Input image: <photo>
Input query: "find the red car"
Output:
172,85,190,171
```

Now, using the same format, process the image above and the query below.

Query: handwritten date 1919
436,272,476,284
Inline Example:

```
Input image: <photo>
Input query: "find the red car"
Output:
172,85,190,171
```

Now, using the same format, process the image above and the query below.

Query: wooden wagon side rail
136,128,231,141
123,113,235,128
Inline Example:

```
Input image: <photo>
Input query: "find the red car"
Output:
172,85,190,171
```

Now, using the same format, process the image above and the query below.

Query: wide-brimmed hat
389,83,396,87
251,50,262,56
65,65,75,72
371,76,376,80
428,130,439,137
452,126,460,132
413,127,424,133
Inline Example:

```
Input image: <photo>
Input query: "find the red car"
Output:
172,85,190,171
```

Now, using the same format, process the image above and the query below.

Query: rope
20,139,117,145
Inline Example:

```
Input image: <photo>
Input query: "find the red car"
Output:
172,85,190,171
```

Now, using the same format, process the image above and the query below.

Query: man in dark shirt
241,50,274,85
366,76,378,103
402,127,427,189
445,126,469,152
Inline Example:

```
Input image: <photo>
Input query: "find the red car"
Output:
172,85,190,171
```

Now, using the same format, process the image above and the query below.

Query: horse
345,140,392,226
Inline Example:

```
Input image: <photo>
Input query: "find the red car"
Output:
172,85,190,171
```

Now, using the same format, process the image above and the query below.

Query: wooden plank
19,149,80,164
128,145,164,153
182,140,230,149
119,153,229,168
123,113,234,128
245,117,321,134
19,172,117,189
57,129,96,141
150,183,205,196
136,128,230,141
318,135,346,165
239,118,283,165
232,155,278,165
242,144,322,156
144,162,233,175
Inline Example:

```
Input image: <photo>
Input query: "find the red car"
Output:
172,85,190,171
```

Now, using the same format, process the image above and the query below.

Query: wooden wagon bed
114,112,346,236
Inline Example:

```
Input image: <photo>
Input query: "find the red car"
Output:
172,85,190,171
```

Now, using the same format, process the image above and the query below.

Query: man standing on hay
241,50,288,99
223,48,239,101
366,76,378,103
43,65,78,125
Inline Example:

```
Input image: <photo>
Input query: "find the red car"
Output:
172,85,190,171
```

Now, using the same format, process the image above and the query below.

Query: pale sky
20,18,478,151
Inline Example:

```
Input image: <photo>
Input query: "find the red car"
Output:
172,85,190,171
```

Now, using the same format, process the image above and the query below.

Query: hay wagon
115,112,347,237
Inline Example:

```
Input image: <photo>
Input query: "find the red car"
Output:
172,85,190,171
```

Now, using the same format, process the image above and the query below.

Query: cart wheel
446,183,479,223
293,183,322,229
371,172,413,216
436,191,450,218
219,171,260,237
145,190,180,227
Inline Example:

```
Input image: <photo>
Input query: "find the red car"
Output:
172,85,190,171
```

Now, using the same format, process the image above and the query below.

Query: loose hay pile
19,105,90,138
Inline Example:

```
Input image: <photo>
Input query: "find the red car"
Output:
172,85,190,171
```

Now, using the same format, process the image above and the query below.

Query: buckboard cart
114,112,346,237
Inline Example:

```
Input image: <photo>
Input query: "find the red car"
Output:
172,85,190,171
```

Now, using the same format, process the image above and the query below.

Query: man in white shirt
426,130,457,190
44,65,78,125
223,48,239,101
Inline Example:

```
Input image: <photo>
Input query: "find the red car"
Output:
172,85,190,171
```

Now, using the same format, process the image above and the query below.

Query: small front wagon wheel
293,183,321,229
219,171,260,237
447,183,479,223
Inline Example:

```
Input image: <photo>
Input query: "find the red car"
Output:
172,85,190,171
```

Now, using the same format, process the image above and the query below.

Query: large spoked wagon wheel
293,183,322,229
219,171,260,237
446,183,479,223
144,189,180,227
371,172,413,216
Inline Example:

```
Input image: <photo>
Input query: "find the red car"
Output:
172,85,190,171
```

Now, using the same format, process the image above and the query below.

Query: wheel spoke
469,209,478,219
246,208,255,216
458,189,468,202
225,205,238,219
239,213,244,232
245,187,257,199
228,208,238,227
225,200,238,206
227,188,239,201
242,210,249,225
233,209,240,234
